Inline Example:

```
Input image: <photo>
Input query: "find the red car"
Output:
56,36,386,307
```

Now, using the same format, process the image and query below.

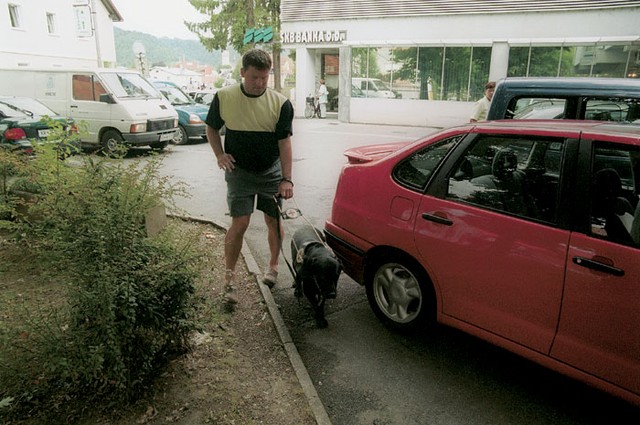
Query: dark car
487,77,640,123
325,120,640,406
0,96,79,155
152,81,209,145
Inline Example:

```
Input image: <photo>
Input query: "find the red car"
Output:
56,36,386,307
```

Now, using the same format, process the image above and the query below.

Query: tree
186,0,283,91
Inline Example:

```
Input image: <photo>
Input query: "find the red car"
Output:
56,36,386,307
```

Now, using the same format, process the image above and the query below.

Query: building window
8,3,22,28
508,43,640,79
46,12,56,34
352,46,491,102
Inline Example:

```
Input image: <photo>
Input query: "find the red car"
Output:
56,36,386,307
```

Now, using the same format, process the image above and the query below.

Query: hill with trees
114,27,224,69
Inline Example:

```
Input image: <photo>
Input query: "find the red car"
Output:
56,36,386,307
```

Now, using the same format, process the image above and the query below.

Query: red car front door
414,196,569,353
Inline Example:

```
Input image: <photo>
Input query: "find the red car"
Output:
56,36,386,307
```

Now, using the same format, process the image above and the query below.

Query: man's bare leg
262,213,283,288
223,215,251,309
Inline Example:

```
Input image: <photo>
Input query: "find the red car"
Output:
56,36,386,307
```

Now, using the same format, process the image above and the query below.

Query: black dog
291,226,342,328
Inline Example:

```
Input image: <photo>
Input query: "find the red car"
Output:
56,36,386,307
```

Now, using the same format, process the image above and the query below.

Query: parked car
0,69,178,154
488,77,640,122
0,95,79,155
352,77,397,99
325,120,640,406
188,89,217,106
152,81,209,145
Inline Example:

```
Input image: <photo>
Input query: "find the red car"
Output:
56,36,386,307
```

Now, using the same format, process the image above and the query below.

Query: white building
281,0,640,127
148,66,206,90
0,0,122,69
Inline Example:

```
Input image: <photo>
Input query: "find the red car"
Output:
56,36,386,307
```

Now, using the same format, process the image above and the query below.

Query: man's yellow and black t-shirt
205,84,294,172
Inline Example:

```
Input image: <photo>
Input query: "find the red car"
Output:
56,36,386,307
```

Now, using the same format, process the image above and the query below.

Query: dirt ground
0,220,317,425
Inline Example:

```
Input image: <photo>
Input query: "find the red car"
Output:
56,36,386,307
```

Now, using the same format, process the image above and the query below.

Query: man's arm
277,136,294,199
469,100,482,123
207,124,235,171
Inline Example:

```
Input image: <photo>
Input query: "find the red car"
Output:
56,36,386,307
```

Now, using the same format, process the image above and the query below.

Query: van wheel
173,126,189,145
101,130,125,156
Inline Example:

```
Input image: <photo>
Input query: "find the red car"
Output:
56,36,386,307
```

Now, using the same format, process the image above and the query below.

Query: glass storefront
351,42,639,103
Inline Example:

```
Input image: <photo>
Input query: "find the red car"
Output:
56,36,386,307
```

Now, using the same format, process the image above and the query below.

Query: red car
324,120,640,405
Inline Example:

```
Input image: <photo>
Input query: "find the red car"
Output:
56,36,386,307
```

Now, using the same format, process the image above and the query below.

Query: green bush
0,146,199,418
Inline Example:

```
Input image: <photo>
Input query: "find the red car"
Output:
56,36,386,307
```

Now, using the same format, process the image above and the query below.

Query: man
205,48,294,310
470,81,496,123
316,78,328,118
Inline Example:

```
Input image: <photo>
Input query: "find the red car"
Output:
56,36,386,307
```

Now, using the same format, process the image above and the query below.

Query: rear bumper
324,223,367,285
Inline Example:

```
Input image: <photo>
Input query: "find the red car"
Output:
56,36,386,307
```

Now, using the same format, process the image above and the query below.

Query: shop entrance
321,52,340,112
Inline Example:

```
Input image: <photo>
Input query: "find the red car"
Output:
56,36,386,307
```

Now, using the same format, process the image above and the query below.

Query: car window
0,97,57,117
393,136,462,191
512,98,566,119
590,141,640,246
0,100,30,118
447,134,566,223
584,98,640,123
155,84,193,105
72,74,107,101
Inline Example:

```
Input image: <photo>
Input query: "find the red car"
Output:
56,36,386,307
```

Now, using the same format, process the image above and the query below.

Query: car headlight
129,123,147,133
188,114,203,124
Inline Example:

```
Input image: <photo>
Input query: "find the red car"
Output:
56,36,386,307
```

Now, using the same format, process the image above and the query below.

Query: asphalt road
146,117,639,425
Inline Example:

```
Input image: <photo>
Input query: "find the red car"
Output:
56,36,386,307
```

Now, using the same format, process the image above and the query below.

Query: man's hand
217,153,236,171
278,179,294,199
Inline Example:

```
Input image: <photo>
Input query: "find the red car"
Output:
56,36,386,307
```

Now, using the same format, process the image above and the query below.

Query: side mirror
99,93,116,104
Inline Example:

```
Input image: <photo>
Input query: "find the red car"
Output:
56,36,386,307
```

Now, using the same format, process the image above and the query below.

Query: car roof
478,119,634,130
469,119,640,143
495,77,640,96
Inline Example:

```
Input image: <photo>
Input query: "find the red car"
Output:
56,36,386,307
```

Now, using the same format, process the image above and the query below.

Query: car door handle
422,212,453,226
70,105,78,108
572,256,625,277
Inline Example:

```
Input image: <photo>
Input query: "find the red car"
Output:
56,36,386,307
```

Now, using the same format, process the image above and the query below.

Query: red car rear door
551,137,640,398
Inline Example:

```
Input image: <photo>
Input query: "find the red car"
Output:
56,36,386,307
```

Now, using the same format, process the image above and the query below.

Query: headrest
492,148,518,180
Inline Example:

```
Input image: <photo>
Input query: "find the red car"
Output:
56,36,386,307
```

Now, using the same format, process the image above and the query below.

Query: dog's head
305,252,342,299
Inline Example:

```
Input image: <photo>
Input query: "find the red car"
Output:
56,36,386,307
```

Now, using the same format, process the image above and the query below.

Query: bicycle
304,95,321,118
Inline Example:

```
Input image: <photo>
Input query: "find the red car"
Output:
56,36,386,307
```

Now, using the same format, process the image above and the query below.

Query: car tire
173,125,189,145
100,129,125,156
365,252,434,332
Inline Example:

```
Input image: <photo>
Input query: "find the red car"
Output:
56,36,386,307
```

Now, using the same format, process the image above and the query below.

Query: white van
0,68,178,153
352,78,397,99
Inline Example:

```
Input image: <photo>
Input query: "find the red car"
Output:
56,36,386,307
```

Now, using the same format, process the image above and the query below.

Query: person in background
470,81,496,123
205,48,294,311
317,78,329,118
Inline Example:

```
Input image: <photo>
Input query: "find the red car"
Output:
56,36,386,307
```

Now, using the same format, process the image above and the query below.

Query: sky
111,0,207,40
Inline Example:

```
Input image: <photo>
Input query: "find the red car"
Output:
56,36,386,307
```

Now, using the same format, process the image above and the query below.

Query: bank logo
243,27,274,45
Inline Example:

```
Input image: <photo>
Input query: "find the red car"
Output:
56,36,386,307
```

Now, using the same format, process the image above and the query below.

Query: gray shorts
225,161,282,218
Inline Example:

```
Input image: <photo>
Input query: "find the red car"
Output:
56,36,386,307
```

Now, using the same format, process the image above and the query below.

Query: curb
174,215,332,425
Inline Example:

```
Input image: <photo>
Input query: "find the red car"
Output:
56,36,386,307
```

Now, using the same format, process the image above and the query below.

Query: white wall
294,47,316,116
0,0,117,69
350,99,474,128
